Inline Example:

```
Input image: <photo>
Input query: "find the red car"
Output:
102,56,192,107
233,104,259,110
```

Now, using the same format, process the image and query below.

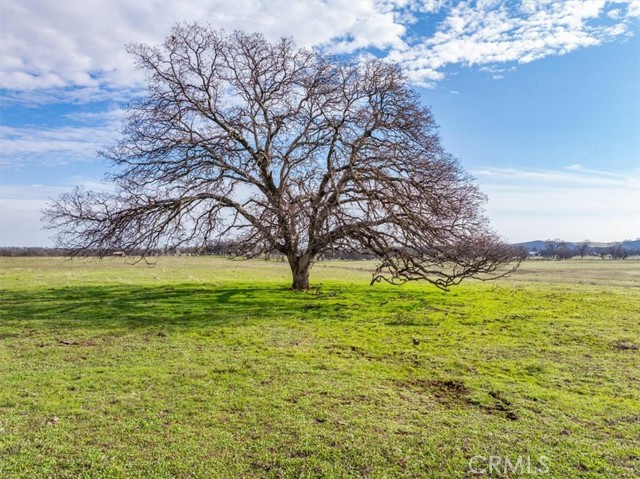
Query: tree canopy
45,24,522,290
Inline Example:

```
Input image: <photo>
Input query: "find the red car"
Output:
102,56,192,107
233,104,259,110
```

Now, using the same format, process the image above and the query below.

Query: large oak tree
46,24,522,290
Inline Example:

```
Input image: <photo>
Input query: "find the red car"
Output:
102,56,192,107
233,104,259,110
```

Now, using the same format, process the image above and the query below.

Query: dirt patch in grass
613,339,639,351
55,338,98,347
428,379,470,403
486,390,519,421
395,379,520,420
605,414,640,425
395,378,470,405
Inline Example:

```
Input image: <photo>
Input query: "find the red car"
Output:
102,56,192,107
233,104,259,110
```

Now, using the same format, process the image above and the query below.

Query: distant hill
514,240,548,251
621,239,640,249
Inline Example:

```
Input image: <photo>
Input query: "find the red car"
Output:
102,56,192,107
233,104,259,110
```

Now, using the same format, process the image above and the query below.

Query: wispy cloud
0,179,112,200
473,165,640,242
474,165,640,188
479,65,516,80
0,86,142,107
388,0,640,87
0,109,124,168
0,184,70,201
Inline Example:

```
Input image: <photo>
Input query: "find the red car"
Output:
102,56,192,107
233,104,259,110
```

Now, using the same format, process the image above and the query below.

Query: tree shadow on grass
0,283,420,330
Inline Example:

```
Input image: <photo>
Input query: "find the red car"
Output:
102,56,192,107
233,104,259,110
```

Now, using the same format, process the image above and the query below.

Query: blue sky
1,0,639,246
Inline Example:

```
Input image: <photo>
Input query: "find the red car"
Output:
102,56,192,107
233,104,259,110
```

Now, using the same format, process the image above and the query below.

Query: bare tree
576,240,591,259
606,242,629,260
45,24,522,290
544,238,574,260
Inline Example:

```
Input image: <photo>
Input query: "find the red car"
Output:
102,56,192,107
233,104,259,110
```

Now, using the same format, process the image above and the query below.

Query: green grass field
1,257,639,478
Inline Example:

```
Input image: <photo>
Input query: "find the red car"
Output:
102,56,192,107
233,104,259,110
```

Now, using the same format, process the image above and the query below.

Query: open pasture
0,257,639,478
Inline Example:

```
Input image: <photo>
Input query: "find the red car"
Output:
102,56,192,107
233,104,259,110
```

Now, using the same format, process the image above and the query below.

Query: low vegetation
1,257,638,478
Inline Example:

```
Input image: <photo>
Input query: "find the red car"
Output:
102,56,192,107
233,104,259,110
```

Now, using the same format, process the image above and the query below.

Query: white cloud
388,0,640,86
473,166,640,242
628,0,640,17
608,8,622,19
0,0,407,96
1,0,637,97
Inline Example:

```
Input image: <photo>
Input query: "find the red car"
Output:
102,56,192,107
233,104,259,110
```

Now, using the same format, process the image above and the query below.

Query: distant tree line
0,241,372,259
0,242,496,261
3,239,637,260
528,239,639,260
0,247,70,257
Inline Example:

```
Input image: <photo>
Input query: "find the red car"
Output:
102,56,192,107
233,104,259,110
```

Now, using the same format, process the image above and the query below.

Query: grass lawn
0,257,639,478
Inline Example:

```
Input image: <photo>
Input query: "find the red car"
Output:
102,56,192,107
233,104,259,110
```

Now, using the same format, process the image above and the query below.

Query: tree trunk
289,254,311,290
